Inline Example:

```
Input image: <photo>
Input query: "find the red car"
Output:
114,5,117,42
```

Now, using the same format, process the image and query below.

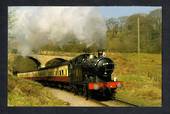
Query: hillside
107,52,162,106
8,74,69,106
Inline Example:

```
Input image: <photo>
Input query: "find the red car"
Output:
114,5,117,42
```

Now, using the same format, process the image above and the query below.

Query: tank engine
70,51,121,99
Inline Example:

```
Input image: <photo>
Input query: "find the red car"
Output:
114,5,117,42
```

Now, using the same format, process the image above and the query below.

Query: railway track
90,98,139,107
114,98,140,107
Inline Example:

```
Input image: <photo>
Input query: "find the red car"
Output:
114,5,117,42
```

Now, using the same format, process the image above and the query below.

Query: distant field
8,52,162,106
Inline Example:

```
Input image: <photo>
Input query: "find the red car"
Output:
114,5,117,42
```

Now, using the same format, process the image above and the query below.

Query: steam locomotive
17,51,122,99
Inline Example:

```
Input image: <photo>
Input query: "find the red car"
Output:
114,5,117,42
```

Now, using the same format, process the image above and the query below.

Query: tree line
106,9,161,53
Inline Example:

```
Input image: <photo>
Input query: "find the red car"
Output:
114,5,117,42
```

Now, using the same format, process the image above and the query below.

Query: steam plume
10,7,107,56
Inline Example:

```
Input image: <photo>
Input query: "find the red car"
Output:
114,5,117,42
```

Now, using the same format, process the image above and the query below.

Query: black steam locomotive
17,51,122,99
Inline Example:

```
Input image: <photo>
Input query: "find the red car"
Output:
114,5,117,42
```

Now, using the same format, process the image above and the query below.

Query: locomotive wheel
103,88,113,99
73,86,78,95
78,87,83,96
83,85,89,100
58,84,63,90
112,89,116,99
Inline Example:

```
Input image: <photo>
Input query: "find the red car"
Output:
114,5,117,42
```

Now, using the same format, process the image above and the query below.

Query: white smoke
10,7,107,56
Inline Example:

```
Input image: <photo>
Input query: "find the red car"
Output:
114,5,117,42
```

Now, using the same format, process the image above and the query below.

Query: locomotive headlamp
89,54,94,59
113,77,117,82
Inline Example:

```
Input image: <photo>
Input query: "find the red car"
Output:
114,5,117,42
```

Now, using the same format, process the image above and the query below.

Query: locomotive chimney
98,50,103,57
98,49,106,57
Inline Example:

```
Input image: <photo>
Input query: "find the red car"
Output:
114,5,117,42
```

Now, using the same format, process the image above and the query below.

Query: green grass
8,74,69,106
115,74,161,106
107,52,162,107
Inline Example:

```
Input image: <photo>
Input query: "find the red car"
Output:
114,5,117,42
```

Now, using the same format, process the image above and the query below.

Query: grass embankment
107,52,162,106
8,54,69,106
8,74,69,106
